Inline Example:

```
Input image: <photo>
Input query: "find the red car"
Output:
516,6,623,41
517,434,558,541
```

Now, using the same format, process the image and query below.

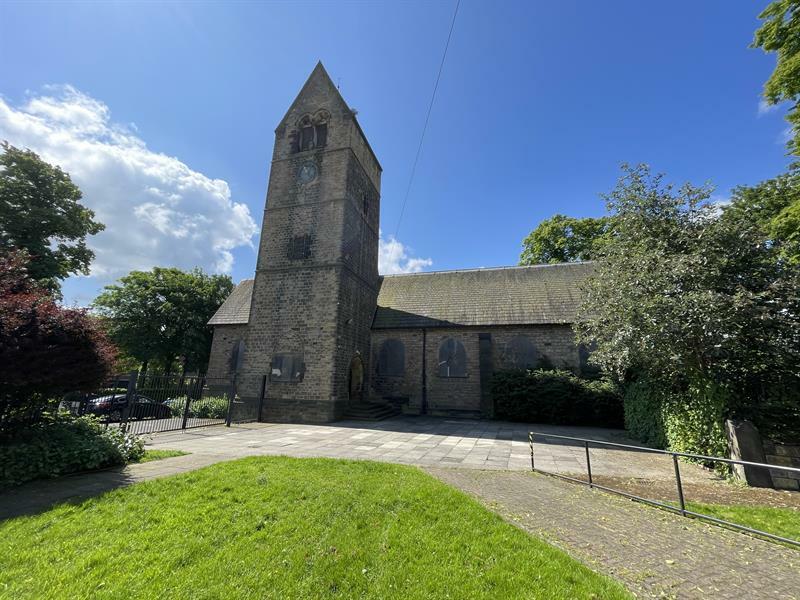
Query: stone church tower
237,62,382,422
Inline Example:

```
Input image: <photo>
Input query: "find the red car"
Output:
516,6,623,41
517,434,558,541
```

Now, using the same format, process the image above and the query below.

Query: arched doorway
348,355,364,403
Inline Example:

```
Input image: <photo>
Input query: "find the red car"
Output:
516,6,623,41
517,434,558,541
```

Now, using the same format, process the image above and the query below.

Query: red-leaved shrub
0,251,117,433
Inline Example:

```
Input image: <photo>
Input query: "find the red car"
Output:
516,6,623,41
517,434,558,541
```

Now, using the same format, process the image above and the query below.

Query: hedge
623,377,729,470
491,369,623,428
0,414,144,489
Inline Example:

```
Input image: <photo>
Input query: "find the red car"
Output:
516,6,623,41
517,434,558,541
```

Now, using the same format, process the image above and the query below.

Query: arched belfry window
296,110,329,152
377,339,405,377
438,337,467,378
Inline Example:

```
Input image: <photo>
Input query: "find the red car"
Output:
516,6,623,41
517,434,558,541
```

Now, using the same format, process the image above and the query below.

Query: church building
207,63,594,423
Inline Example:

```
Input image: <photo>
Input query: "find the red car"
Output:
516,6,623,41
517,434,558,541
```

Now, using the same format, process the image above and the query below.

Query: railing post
529,432,535,471
120,371,138,433
585,440,593,487
225,374,236,427
672,453,686,516
180,381,192,430
256,374,267,423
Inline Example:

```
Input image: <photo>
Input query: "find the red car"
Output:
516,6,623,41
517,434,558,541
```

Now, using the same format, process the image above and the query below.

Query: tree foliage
93,267,234,374
519,214,612,265
724,167,800,264
0,251,117,431
575,165,800,442
753,0,800,154
0,142,104,292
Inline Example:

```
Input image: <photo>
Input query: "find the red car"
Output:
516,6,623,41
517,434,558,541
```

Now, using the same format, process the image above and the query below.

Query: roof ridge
381,261,594,278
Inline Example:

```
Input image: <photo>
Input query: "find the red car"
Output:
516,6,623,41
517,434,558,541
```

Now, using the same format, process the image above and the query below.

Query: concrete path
428,468,800,600
0,452,225,520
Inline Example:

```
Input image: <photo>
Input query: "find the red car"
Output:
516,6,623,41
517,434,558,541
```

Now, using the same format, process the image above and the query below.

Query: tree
724,167,800,264
575,165,800,451
519,214,612,265
753,0,800,154
93,267,234,375
0,251,117,432
0,142,104,293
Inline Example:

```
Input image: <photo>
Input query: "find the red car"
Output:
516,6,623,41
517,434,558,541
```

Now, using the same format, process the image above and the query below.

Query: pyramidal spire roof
277,61,350,129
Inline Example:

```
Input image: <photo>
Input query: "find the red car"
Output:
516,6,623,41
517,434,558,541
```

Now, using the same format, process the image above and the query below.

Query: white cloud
378,231,432,275
0,85,257,282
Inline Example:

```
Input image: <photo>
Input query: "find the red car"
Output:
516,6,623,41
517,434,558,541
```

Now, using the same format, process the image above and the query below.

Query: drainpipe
421,328,428,415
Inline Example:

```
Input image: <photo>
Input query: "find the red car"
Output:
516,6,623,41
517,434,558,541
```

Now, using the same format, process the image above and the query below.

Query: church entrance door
348,356,364,403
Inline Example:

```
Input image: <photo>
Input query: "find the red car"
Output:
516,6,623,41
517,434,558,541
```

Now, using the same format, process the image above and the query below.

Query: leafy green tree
575,165,800,450
724,168,800,263
519,214,612,265
93,268,234,375
0,142,104,292
753,0,800,154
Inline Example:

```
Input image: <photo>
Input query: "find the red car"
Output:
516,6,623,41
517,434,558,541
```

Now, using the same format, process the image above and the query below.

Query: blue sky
0,1,791,305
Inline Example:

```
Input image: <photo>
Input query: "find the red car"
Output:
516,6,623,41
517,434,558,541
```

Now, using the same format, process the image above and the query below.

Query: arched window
296,110,329,152
377,339,405,377
503,335,538,369
229,339,246,373
438,337,467,378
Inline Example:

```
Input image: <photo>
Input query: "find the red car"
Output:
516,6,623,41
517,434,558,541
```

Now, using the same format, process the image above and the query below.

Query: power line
394,0,460,238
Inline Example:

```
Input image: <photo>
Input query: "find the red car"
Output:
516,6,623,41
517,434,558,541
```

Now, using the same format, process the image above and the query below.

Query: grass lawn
0,457,629,599
687,501,800,543
135,449,189,463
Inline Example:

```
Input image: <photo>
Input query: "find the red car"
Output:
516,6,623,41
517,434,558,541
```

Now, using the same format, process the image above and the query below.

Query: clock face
297,162,318,184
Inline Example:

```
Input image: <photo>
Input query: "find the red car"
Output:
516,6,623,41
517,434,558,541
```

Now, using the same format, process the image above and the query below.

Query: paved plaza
143,416,715,483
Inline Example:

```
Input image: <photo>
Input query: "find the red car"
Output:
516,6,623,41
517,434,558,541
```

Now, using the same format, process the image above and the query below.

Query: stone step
344,402,401,421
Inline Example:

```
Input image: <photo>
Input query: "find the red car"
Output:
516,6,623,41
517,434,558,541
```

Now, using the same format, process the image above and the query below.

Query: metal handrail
529,431,800,549
529,431,800,474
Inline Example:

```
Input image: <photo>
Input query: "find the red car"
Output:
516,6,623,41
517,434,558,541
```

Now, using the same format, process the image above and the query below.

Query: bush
0,252,117,434
190,396,229,419
662,381,729,461
0,413,144,489
623,380,668,448
623,377,729,470
491,369,623,427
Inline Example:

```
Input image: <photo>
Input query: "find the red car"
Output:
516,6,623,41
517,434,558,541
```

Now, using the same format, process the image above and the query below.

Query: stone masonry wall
369,324,580,418
238,65,381,423
207,324,248,379
763,440,800,491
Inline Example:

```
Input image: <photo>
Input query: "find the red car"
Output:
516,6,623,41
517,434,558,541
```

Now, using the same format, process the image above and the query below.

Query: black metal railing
124,374,235,435
529,432,800,549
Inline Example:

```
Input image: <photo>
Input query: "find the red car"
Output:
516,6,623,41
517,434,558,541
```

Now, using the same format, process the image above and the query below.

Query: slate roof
208,263,594,329
372,262,594,329
208,279,254,325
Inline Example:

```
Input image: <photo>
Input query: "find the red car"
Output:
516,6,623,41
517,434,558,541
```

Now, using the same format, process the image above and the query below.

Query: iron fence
125,374,235,435
63,373,242,435
528,431,800,549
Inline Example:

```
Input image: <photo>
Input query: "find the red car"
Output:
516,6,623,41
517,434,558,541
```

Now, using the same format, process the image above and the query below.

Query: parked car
85,394,171,422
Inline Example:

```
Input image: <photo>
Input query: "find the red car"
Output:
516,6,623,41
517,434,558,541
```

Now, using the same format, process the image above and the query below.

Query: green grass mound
136,449,189,463
687,501,800,543
0,457,629,599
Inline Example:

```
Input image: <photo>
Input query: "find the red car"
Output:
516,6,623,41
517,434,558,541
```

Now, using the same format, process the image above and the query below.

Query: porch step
344,402,401,421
